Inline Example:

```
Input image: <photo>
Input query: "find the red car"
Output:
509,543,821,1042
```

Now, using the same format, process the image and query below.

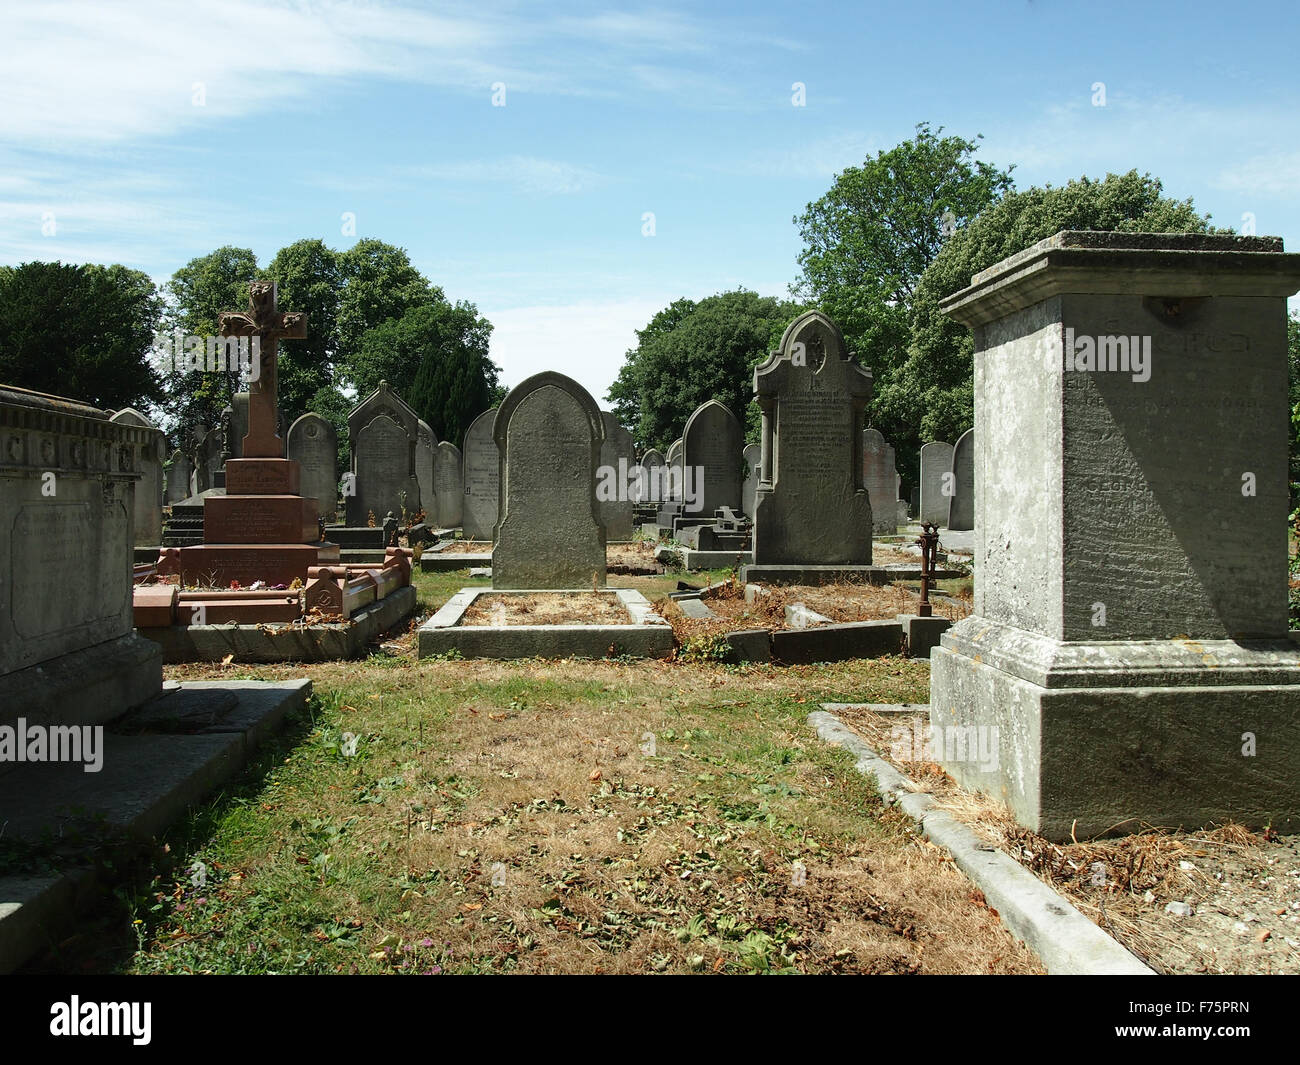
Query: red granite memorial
154,281,339,588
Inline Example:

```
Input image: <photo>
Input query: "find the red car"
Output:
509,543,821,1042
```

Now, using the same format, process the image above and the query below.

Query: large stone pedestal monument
929,232,1300,839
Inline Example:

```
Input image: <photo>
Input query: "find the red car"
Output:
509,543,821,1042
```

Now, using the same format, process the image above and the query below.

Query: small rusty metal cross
917,521,940,618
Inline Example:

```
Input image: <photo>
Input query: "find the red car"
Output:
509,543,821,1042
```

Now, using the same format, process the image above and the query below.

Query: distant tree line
0,238,502,468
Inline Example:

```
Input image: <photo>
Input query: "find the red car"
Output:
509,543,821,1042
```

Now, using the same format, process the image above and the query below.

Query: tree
363,301,499,447
607,290,801,450
335,239,434,370
163,246,261,447
792,123,1013,411
884,170,1218,483
264,239,342,427
0,261,163,410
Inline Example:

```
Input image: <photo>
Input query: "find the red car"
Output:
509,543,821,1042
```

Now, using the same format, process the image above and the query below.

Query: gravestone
346,381,422,527
744,310,872,581
492,371,605,589
221,394,285,461
599,412,635,540
287,412,338,521
930,231,1300,839
947,427,974,532
636,448,667,506
434,441,463,528
861,428,898,535
681,401,743,519
192,426,223,494
741,442,761,518
110,408,165,545
919,440,954,525
0,386,162,729
461,409,499,541
165,449,193,504
666,438,683,499
416,420,436,523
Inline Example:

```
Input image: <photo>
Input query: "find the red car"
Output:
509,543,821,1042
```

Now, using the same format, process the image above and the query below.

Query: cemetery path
54,648,1042,975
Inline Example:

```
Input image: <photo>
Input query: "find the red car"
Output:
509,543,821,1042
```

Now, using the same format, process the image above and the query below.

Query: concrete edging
807,708,1153,975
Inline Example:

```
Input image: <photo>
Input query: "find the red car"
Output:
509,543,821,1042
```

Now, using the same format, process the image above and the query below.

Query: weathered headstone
919,440,954,525
947,427,974,532
287,412,338,522
416,420,436,523
681,401,742,519
0,386,162,728
861,428,897,535
492,371,605,588
745,311,872,580
930,231,1300,839
192,426,223,494
434,441,463,528
741,442,761,519
461,409,499,541
110,408,165,545
165,449,193,504
346,381,422,527
598,412,635,540
666,438,683,500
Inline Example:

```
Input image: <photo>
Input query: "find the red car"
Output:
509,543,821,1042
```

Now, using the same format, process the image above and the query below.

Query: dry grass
89,652,1044,976
436,541,492,553
831,703,1300,975
662,577,969,645
461,592,630,626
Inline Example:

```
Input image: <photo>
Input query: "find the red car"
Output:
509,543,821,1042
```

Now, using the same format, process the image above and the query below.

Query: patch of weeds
678,633,731,663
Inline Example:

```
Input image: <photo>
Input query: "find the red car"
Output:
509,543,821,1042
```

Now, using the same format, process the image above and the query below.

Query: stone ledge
0,679,310,974
808,709,1152,976
771,620,904,664
138,585,416,662
417,588,673,660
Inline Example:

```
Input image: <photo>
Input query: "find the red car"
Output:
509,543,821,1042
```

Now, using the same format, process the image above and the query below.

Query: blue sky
2,0,1297,404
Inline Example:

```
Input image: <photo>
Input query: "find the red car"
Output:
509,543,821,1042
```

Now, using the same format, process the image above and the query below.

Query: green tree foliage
162,246,261,446
792,123,1013,411
335,239,434,366
0,261,163,410
607,291,801,450
371,302,498,447
265,239,342,427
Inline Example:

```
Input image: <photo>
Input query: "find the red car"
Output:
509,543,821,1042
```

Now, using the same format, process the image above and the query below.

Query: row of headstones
918,429,974,531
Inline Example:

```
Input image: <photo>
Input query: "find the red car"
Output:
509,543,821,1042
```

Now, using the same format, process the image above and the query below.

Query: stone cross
217,281,307,459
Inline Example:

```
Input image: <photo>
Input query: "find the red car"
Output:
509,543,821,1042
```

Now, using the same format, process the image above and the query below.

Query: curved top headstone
461,408,500,541
681,399,743,516
492,371,606,588
947,427,975,532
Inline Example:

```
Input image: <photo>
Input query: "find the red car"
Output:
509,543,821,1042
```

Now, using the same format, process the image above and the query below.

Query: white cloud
408,157,604,196
1211,151,1300,197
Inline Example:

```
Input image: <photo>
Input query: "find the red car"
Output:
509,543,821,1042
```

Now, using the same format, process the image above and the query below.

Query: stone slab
659,547,754,571
417,588,672,660
139,585,416,662
163,543,329,587
723,628,771,663
898,614,952,659
771,620,904,664
740,564,888,586
678,598,715,620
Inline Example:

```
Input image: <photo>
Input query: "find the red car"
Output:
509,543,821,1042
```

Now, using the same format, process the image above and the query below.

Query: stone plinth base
0,632,162,734
224,457,300,495
204,494,318,543
160,543,337,587
929,617,1300,840
740,564,885,585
